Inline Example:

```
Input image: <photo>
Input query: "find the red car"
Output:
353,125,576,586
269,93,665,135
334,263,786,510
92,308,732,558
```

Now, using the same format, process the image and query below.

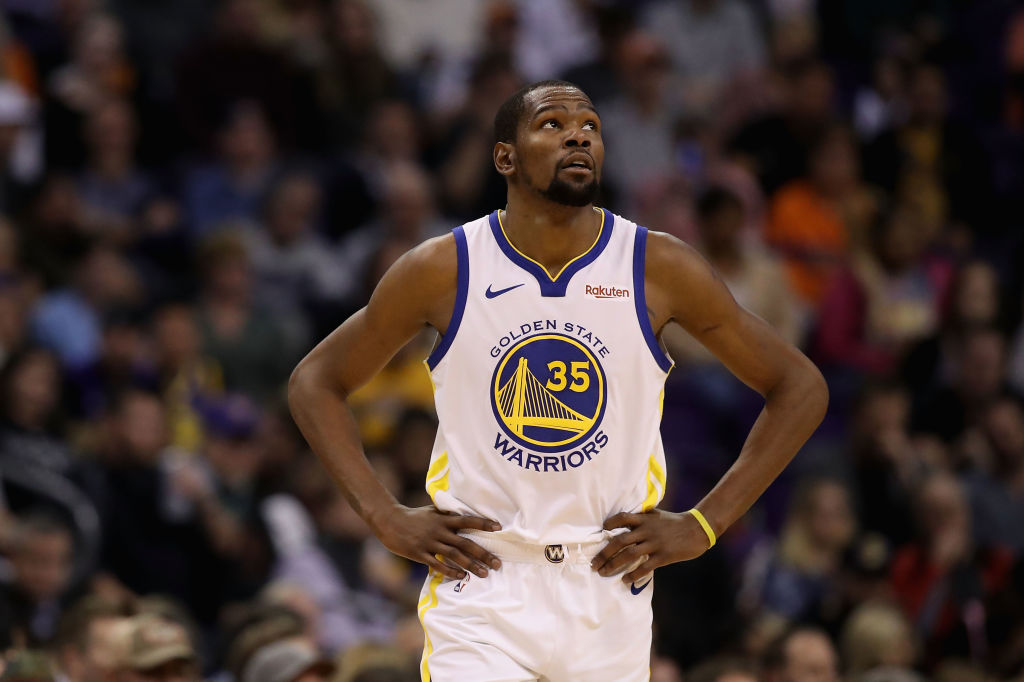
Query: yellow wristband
688,508,716,548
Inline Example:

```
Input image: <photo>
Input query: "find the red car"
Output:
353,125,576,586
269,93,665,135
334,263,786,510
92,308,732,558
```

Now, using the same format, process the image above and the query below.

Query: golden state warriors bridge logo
491,333,607,454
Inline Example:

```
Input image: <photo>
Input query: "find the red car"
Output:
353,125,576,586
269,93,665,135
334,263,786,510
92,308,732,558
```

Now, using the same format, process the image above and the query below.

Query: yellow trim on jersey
641,455,666,511
658,388,665,417
422,359,438,393
497,207,604,281
425,452,450,503
418,571,444,681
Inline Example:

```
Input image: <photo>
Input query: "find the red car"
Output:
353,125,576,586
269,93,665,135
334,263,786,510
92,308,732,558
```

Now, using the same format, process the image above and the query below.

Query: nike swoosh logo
485,283,525,299
629,578,652,595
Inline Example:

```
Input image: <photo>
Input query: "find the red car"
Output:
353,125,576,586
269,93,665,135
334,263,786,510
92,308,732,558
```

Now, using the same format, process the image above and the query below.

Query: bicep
650,233,803,396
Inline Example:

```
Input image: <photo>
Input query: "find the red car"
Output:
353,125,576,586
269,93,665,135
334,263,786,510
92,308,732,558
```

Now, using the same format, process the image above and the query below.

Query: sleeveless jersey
423,208,674,545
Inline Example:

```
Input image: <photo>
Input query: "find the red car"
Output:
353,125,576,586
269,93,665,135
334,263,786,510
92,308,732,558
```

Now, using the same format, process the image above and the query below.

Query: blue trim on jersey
487,209,614,297
633,226,674,373
426,225,469,370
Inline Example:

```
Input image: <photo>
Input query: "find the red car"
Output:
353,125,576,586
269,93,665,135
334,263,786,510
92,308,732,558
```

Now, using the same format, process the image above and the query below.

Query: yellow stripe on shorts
418,571,444,682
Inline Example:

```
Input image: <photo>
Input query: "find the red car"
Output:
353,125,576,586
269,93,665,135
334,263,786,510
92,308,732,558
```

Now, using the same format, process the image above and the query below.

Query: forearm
696,360,828,537
288,370,401,532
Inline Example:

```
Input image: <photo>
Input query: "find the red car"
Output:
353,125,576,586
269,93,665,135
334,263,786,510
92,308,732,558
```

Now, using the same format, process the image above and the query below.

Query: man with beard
289,80,828,680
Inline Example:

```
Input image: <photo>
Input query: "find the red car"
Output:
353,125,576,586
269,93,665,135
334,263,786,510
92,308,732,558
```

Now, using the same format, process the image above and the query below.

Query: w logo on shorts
544,544,565,563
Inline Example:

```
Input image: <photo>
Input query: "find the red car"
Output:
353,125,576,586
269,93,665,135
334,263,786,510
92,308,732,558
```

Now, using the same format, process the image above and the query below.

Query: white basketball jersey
423,208,674,544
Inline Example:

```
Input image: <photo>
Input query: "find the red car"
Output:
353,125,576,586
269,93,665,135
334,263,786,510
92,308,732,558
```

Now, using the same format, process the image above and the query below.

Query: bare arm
288,235,501,580
593,231,828,581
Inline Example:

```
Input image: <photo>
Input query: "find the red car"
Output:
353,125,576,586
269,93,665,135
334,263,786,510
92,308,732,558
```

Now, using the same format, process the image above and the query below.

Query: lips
560,153,594,171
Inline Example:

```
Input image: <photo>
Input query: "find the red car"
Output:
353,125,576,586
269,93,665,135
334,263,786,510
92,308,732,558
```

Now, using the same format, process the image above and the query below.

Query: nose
565,128,590,148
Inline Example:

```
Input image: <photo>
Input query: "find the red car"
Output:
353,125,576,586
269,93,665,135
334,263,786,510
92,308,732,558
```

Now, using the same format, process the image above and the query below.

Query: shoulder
399,231,458,280
643,230,713,286
364,231,460,331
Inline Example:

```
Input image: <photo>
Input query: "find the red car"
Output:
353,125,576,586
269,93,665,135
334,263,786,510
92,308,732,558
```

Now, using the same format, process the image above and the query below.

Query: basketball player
288,81,828,681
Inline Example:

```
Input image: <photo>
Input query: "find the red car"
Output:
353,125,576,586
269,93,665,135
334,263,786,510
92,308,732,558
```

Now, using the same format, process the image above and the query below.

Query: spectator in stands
325,99,423,240
815,202,950,376
433,54,520,221
666,186,798,366
94,389,242,624
762,626,839,682
45,13,136,169
964,397,1024,552
75,99,154,246
748,478,856,625
598,31,677,213
640,0,766,115
0,348,72,476
889,473,1014,669
839,601,917,678
195,231,294,401
182,101,279,236
119,615,199,682
174,0,313,153
914,326,1016,445
66,307,156,420
766,123,877,313
149,303,223,453
864,63,992,235
337,162,448,311
0,82,38,215
0,512,74,646
729,58,836,195
52,596,133,682
29,244,142,370
314,0,398,151
847,382,927,547
241,638,334,682
903,259,1003,400
245,170,342,349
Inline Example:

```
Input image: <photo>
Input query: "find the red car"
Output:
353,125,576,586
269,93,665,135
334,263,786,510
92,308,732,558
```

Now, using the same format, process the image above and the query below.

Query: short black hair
493,80,585,145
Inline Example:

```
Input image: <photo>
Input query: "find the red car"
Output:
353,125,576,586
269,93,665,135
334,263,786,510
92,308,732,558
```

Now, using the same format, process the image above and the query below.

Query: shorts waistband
463,531,605,565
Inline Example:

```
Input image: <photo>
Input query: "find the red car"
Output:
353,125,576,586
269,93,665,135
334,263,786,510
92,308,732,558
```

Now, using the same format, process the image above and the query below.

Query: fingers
603,512,643,531
445,514,502,533
435,542,492,578
449,535,502,571
594,541,654,577
623,557,660,584
425,553,465,580
590,530,642,573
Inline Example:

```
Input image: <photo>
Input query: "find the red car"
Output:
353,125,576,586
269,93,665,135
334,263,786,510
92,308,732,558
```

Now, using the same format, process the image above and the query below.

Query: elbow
287,357,317,417
287,354,349,418
803,360,829,426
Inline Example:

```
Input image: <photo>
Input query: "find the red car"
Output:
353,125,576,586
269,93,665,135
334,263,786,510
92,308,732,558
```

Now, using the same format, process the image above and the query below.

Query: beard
540,173,600,206
522,162,600,207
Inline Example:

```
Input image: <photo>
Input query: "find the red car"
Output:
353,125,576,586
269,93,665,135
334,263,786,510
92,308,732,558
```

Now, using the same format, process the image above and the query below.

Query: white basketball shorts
416,533,653,681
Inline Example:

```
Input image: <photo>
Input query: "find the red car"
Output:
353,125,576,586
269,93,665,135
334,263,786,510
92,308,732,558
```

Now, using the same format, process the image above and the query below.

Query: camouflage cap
125,616,197,671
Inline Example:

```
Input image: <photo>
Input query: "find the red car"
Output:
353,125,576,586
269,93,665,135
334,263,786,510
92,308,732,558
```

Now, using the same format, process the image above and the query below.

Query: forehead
523,86,596,119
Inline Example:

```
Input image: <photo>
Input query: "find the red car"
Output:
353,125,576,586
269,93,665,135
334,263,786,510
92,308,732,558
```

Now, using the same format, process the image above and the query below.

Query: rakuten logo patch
585,284,631,299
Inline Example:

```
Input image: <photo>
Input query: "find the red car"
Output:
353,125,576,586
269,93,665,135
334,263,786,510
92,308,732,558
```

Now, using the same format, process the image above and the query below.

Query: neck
501,190,601,277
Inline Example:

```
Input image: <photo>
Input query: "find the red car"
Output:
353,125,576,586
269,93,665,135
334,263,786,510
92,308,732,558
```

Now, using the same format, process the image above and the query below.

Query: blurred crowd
0,0,1023,680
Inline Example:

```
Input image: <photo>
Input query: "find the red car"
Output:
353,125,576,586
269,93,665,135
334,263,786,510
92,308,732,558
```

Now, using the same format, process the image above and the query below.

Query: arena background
0,0,1023,680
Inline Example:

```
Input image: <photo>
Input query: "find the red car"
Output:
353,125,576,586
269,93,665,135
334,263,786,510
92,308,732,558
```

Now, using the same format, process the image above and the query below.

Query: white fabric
426,210,670,545
418,559,653,681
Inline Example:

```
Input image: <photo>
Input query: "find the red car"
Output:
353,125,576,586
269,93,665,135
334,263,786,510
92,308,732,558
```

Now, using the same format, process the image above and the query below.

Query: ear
494,142,515,178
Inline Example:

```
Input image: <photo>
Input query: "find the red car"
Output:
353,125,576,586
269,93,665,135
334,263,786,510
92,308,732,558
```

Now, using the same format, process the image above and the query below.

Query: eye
583,121,598,131
541,119,560,129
